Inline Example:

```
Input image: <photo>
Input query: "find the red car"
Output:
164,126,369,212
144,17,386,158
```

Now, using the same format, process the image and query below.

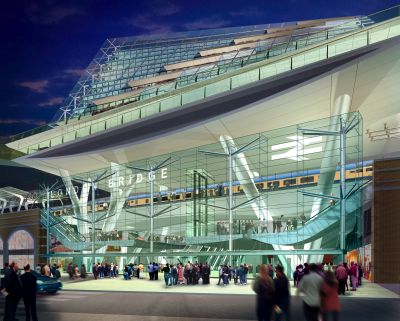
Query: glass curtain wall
45,112,364,270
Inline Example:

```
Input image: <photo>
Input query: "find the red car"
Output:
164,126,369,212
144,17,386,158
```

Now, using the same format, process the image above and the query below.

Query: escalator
184,179,369,247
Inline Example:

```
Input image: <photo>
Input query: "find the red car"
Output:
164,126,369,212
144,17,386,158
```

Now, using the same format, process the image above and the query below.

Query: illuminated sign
108,168,168,188
271,135,322,161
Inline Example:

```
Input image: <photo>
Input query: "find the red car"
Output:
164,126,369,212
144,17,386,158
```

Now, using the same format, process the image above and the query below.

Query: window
300,176,315,184
8,230,34,267
283,179,296,186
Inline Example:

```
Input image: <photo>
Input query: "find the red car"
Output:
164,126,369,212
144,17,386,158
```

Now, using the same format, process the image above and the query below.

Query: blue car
30,271,62,294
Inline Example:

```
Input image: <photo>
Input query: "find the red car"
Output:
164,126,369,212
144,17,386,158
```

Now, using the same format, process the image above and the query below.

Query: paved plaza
1,287,398,321
61,274,400,299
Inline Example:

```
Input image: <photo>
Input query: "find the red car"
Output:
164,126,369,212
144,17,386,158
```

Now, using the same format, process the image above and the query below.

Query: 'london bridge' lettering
108,168,168,188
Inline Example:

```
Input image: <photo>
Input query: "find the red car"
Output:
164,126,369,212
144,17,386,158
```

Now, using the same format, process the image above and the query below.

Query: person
321,271,340,321
292,217,298,230
202,262,210,285
222,265,229,286
276,215,284,233
297,263,324,321
243,264,249,285
51,263,57,278
335,263,347,295
80,264,87,279
177,263,184,285
93,263,98,280
20,264,38,321
170,265,178,285
1,262,12,320
274,265,290,321
217,265,224,285
162,263,171,287
267,264,274,279
4,262,23,321
252,264,275,321
54,265,61,279
148,262,154,280
343,263,349,291
67,262,73,279
358,264,363,286
154,263,159,280
43,264,51,277
349,262,358,291
138,263,144,279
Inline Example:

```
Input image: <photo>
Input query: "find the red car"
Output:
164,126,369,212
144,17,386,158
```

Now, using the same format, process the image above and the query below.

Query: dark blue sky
1,0,398,139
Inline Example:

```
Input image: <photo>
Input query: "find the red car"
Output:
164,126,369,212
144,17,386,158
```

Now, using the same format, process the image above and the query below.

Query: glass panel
369,25,390,44
140,102,160,118
231,69,259,89
182,87,205,105
160,96,180,112
122,109,140,123
205,79,231,97
106,115,123,129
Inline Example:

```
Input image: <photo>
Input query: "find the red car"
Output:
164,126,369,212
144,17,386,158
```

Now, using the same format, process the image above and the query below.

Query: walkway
62,275,399,299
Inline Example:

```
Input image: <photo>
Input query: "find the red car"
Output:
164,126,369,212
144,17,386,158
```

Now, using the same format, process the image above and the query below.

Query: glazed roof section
7,4,400,154
54,17,357,121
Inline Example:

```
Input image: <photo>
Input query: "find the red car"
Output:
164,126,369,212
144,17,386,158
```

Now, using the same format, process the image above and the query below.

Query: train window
300,176,314,184
366,167,373,172
283,179,296,186
268,181,279,189
256,183,263,190
161,196,168,201
145,199,149,204
175,194,181,200
350,169,363,173
186,192,192,198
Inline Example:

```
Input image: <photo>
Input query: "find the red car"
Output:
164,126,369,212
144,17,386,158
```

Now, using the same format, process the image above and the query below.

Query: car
30,271,62,294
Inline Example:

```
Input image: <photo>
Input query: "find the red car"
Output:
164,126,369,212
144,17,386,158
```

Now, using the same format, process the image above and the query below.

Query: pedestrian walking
321,271,340,321
274,265,290,321
20,264,38,321
252,264,275,321
297,263,324,321
4,262,23,321
162,263,171,287
335,263,347,295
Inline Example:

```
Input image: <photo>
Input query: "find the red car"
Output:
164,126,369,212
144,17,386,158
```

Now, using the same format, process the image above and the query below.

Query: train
49,161,373,215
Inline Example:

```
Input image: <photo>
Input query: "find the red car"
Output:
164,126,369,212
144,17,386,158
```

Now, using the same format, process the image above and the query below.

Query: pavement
61,275,400,299
0,290,398,321
0,276,398,321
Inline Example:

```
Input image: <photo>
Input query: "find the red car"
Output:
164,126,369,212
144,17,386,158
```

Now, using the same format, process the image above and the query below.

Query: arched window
0,237,3,268
8,230,34,267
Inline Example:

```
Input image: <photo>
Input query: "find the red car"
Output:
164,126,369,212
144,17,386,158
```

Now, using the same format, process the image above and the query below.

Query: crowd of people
92,262,119,279
216,215,308,236
145,234,185,243
293,261,364,294
97,230,121,241
1,262,39,321
253,261,365,321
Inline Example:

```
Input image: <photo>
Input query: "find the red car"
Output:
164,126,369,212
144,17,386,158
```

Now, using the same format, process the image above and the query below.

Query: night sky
1,0,398,140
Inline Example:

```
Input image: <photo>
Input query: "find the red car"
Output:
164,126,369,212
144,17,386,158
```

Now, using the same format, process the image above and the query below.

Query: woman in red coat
322,271,340,321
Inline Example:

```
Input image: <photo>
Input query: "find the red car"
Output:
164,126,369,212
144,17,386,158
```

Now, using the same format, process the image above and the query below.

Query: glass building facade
43,113,366,274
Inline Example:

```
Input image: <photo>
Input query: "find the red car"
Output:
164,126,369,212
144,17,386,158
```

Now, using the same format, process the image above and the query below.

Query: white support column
228,153,233,254
339,119,347,262
150,168,155,254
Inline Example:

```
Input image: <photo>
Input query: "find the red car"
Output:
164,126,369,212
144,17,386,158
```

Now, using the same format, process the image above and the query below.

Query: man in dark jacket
4,262,23,321
1,262,12,321
274,265,290,321
20,264,38,321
